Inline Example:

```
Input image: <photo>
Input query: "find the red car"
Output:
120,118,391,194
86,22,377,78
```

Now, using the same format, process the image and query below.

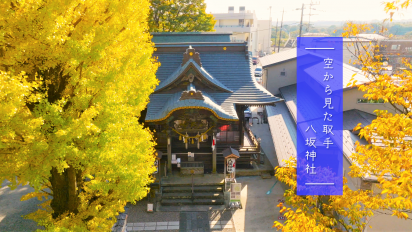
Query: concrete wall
343,88,396,115
257,20,272,54
263,59,297,95
343,155,361,190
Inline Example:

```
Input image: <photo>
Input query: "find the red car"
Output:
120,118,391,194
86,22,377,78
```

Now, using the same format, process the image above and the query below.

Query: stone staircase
160,183,225,206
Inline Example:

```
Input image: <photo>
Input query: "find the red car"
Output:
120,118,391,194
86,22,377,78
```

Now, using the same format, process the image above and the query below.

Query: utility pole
306,1,320,33
277,9,284,53
268,6,272,54
299,4,305,37
274,19,278,52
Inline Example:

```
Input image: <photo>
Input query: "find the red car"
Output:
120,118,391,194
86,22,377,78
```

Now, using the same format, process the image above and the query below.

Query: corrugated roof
146,49,283,122
342,109,376,130
260,48,297,67
275,83,379,176
266,102,297,167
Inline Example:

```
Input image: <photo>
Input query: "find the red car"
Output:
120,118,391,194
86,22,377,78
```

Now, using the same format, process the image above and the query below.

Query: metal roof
260,48,297,67
274,83,380,177
266,102,297,167
342,109,376,130
357,33,388,41
268,85,378,175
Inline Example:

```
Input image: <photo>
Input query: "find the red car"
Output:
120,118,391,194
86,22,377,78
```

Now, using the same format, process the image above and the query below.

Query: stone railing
180,162,204,175
111,206,129,232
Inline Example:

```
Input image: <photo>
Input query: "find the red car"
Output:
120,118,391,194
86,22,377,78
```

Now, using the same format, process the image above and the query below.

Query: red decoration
219,125,230,131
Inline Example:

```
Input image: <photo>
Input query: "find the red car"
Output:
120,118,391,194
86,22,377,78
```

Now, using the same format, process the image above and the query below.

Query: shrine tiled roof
151,32,232,43
145,39,283,122
154,58,233,93
145,91,237,122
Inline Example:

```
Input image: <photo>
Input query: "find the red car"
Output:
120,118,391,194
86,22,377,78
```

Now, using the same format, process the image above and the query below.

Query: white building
213,6,272,56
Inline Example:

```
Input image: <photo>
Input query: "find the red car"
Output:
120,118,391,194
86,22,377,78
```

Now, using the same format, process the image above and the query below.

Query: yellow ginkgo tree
274,1,412,231
0,0,159,230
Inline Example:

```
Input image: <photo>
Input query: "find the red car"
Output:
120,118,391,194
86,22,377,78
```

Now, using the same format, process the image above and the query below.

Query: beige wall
263,59,297,95
343,41,375,68
343,88,396,115
219,19,239,26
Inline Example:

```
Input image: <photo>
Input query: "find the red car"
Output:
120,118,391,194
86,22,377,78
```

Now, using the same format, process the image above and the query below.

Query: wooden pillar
167,130,172,175
239,105,245,146
224,157,226,178
257,138,261,164
212,129,217,174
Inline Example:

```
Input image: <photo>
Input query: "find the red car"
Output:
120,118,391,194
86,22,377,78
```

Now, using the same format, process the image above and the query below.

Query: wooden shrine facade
144,33,283,174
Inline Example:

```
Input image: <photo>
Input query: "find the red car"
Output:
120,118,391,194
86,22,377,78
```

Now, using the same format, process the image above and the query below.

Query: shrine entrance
168,109,215,173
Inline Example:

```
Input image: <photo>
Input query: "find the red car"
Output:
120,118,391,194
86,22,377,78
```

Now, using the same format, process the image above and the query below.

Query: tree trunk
50,166,80,219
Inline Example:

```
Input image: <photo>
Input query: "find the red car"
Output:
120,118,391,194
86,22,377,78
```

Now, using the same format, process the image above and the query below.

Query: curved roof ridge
146,91,238,122
154,59,232,93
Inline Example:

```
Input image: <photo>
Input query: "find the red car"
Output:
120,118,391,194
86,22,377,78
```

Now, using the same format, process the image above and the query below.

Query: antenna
306,1,322,33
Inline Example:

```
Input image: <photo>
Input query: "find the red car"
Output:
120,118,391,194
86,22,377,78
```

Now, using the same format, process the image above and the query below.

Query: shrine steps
161,199,225,206
162,192,224,199
162,186,223,193
160,184,225,206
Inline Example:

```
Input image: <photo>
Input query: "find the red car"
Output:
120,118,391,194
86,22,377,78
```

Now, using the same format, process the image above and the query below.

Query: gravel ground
0,180,44,231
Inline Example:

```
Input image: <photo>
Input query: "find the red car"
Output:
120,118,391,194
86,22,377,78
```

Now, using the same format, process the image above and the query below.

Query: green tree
149,0,216,32
0,0,158,230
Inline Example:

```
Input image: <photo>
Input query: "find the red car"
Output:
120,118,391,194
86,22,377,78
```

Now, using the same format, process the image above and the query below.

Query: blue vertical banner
296,37,343,195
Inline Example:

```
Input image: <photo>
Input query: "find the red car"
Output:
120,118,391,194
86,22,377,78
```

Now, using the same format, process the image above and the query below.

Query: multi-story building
213,6,272,56
378,39,412,71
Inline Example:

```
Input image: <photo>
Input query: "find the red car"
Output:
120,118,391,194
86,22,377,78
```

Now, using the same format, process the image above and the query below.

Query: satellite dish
383,61,388,67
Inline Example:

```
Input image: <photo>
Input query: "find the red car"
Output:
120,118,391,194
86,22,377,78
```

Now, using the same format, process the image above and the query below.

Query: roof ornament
182,46,202,67
179,83,204,101
188,73,194,83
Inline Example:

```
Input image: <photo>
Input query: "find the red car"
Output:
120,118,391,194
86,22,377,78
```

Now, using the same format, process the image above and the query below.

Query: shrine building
143,33,282,175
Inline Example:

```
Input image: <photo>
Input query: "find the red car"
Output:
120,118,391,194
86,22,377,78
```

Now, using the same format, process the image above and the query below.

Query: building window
357,98,384,104
391,44,401,50
280,71,286,76
239,19,244,26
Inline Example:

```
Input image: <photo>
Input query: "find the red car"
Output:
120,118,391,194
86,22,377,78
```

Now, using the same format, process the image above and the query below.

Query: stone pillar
212,129,217,174
167,130,172,175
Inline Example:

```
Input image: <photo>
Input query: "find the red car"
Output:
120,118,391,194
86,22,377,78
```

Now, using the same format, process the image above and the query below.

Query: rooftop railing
214,24,254,28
